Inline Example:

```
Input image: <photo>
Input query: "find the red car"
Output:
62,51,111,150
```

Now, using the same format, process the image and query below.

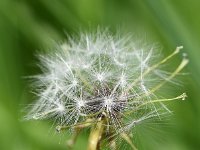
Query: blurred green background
0,0,200,150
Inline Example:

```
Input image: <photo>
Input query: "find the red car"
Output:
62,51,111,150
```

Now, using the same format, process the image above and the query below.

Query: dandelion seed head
25,30,188,149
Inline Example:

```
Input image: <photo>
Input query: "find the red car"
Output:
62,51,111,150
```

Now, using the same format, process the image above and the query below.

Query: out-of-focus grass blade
141,0,200,149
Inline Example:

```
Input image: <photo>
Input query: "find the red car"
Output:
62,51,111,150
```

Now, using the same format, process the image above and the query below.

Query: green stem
87,119,105,150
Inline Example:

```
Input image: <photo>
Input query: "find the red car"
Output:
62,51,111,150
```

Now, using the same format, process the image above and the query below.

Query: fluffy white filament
25,31,187,137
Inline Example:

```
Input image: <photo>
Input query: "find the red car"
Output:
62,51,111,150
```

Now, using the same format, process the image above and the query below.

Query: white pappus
25,30,188,149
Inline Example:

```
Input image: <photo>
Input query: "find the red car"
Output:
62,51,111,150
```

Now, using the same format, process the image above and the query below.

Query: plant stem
87,119,105,150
